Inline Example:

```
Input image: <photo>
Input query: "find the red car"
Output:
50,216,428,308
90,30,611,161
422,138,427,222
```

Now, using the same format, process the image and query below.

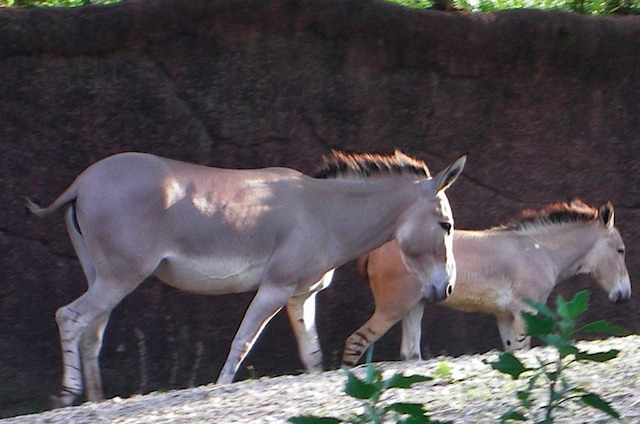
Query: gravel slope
3,336,639,423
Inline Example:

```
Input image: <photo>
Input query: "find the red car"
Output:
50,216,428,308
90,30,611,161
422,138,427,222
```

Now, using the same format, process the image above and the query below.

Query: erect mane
312,150,431,179
494,199,599,232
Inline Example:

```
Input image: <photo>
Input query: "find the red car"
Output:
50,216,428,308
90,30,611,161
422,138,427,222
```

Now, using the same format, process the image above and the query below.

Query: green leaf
396,413,455,424
288,416,342,424
558,344,579,358
500,410,527,421
387,402,426,416
574,349,620,362
580,320,628,336
433,361,452,380
364,363,382,385
522,312,555,337
345,370,377,400
540,333,564,349
516,390,533,408
527,373,540,390
557,317,575,339
384,373,433,390
580,393,620,419
523,299,555,319
492,353,531,379
557,290,588,320
553,339,580,358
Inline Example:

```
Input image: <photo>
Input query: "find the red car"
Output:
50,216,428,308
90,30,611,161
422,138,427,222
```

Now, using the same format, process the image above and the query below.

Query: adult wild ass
343,200,631,365
26,150,466,406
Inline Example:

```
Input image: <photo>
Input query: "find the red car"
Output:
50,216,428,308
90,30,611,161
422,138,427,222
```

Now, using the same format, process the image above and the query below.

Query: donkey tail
354,253,371,284
26,181,79,218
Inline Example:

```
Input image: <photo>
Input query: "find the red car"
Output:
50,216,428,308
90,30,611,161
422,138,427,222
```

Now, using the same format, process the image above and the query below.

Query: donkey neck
316,177,424,265
521,221,601,283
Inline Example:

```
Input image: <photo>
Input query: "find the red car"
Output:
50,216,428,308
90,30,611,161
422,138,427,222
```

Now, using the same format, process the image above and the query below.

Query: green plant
432,361,453,382
289,362,451,424
386,0,640,15
491,290,627,423
0,0,119,7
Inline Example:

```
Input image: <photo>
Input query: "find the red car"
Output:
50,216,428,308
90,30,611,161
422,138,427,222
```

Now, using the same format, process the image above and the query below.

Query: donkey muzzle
609,286,631,304
422,281,453,303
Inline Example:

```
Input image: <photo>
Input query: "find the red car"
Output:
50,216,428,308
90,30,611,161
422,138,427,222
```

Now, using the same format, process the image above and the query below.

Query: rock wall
1,0,639,417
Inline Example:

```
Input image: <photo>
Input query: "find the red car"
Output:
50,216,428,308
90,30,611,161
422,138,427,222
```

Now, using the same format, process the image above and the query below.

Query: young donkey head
583,202,631,304
395,155,466,302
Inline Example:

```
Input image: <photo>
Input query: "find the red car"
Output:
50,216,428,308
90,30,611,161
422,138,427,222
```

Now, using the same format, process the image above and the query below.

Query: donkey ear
434,154,467,193
599,201,615,228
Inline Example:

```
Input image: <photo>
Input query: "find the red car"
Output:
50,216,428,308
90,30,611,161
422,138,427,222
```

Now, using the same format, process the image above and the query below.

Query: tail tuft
25,197,48,218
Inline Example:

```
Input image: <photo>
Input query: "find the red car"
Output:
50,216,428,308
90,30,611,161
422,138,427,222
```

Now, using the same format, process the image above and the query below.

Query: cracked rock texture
1,0,639,418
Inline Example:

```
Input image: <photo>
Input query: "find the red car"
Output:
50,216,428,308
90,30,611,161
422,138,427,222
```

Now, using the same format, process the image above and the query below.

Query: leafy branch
289,362,451,424
491,290,627,423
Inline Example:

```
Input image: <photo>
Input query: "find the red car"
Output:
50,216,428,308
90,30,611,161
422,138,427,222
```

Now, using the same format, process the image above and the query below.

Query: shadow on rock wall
1,0,639,418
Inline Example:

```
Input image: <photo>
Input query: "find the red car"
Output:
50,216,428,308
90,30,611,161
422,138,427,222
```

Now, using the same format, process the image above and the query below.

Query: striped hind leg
79,312,111,402
53,279,135,407
51,207,115,406
64,205,111,402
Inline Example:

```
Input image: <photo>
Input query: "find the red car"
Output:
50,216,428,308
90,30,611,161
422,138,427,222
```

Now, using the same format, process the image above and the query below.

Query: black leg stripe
354,331,370,343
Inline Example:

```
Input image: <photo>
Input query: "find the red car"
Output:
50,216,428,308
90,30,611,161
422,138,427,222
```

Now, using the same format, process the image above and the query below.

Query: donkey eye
617,248,625,255
439,222,452,234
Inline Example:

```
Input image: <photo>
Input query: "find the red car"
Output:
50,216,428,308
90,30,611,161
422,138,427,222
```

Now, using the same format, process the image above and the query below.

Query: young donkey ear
434,154,467,193
599,201,615,228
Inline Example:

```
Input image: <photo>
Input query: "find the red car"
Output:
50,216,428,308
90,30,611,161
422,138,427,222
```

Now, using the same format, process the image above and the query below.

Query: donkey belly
153,255,264,295
444,274,513,317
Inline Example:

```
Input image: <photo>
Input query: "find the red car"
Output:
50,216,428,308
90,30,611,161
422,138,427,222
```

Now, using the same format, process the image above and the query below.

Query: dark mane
494,199,599,232
312,150,431,179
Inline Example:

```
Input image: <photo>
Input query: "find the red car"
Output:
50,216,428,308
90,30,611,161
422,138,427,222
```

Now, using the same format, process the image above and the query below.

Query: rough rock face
1,0,639,417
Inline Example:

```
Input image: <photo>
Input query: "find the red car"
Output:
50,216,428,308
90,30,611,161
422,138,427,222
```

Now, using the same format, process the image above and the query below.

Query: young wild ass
343,200,631,366
26,150,466,407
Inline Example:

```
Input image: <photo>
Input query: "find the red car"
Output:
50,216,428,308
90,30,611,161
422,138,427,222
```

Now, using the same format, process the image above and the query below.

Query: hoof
48,393,81,410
